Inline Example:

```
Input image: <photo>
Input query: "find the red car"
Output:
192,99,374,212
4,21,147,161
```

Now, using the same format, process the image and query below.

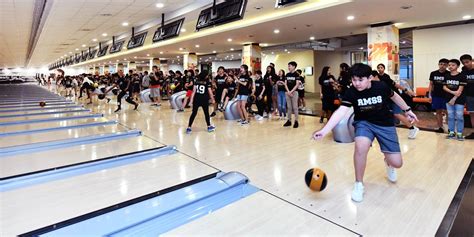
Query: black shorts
322,97,336,111
215,89,223,101
298,89,305,98
132,84,140,93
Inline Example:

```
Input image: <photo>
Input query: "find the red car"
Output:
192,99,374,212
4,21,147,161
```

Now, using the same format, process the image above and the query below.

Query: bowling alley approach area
1,0,474,236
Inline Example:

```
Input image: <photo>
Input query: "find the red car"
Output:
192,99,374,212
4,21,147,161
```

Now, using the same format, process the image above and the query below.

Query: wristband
403,107,412,112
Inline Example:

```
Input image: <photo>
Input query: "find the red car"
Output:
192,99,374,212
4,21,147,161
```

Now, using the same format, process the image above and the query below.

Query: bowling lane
0,117,110,134
0,107,88,117
0,136,162,178
90,101,474,236
165,191,358,236
0,111,90,123
0,124,126,147
0,153,217,236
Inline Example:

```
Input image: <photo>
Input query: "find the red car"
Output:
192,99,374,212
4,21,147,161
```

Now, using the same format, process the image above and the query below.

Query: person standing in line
428,58,450,133
460,54,474,139
276,69,287,119
319,66,337,123
296,69,306,111
443,59,467,141
284,61,302,128
254,70,266,121
186,71,216,134
235,64,253,125
211,66,227,117
263,65,277,118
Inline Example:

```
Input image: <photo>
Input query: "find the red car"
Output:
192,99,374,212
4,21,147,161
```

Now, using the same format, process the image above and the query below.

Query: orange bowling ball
304,168,328,192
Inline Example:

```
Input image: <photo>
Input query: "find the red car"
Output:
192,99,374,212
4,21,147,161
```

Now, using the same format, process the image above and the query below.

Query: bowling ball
39,101,46,107
93,83,99,88
170,83,176,90
98,94,106,100
304,168,328,192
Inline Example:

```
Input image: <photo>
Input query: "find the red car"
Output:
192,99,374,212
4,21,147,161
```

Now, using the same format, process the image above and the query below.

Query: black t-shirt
338,71,351,95
429,70,449,97
117,77,128,90
255,78,265,95
64,78,72,87
264,74,275,94
276,76,286,92
298,76,305,91
194,80,211,101
237,74,252,95
214,74,227,91
149,73,159,86
443,73,468,105
319,75,336,99
341,81,395,127
379,73,400,95
173,76,183,91
461,68,474,97
185,76,194,90
285,72,301,91
225,81,237,97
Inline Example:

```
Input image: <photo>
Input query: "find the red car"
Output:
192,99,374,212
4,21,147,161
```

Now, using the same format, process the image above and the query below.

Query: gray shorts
150,88,161,98
353,120,401,154
466,96,474,112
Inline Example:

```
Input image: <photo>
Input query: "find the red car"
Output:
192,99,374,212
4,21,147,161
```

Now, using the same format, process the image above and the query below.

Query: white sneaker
256,115,264,121
408,126,419,139
351,182,364,202
385,159,397,182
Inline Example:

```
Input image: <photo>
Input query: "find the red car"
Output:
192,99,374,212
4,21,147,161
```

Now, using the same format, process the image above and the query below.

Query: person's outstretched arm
312,106,351,140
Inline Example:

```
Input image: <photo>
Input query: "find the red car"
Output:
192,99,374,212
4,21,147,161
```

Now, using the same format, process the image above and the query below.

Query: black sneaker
293,121,299,128
134,103,139,110
319,117,324,123
210,111,217,117
435,127,444,133
283,120,292,127
114,107,121,113
465,133,474,139
106,98,111,103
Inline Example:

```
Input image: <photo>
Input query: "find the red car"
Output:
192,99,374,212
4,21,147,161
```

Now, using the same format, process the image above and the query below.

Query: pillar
128,61,137,74
242,43,262,74
368,24,400,81
160,60,169,72
150,58,160,72
183,53,197,71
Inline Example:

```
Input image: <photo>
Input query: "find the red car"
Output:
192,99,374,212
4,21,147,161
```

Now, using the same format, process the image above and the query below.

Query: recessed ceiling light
179,48,183,51
227,38,232,42
309,36,315,40
82,44,86,47
155,3,164,8
146,54,150,56
347,15,355,21
181,28,186,32
177,56,180,58
212,50,216,53
75,48,79,51
284,49,288,52
122,22,129,26
116,60,119,62
134,56,137,59
102,33,107,37
401,41,406,44
92,38,97,42
124,58,127,60
462,15,471,20
230,48,234,51
273,29,280,34
69,52,72,54
359,47,364,50
159,51,163,54
195,44,200,48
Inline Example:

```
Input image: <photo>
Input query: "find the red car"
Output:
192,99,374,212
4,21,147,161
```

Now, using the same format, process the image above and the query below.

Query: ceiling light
359,47,364,50
82,44,86,47
155,3,164,8
116,60,119,62
271,52,274,54
92,38,97,42
230,48,234,51
284,49,288,52
463,15,471,20
309,36,315,40
181,28,186,32
212,50,216,53
347,15,355,21
401,41,406,44
177,56,180,58
273,29,280,34
159,51,163,54
227,38,232,42
122,22,129,26
146,54,150,56
134,56,137,59
124,58,127,60
75,48,79,51
179,48,183,50
195,44,200,48
64,54,67,56
102,33,107,37
69,52,72,54
261,43,268,47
